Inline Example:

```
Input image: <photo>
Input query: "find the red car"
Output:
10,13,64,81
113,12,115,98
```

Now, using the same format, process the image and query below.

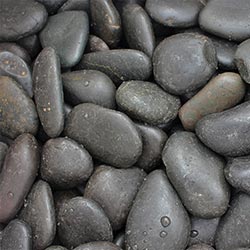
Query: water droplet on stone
160,231,168,238
8,192,14,198
143,231,147,236
84,81,89,87
190,229,199,238
126,230,131,235
161,216,171,227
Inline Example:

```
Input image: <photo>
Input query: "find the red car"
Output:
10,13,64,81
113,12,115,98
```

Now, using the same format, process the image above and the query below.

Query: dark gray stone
114,0,145,13
86,35,109,53
113,231,125,249
187,244,215,250
19,180,56,250
58,0,89,13
0,134,39,223
62,70,116,109
45,246,67,250
76,49,152,84
116,80,180,125
65,103,143,168
74,242,122,250
153,33,217,95
0,142,8,172
37,0,67,14
57,197,113,248
195,101,250,157
33,47,64,138
40,11,89,68
126,170,191,250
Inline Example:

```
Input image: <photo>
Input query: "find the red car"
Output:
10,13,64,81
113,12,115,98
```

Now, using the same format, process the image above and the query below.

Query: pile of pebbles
1,0,250,250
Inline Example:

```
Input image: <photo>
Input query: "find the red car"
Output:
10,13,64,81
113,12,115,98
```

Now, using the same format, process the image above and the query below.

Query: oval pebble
33,47,64,138
122,4,155,57
0,51,33,97
41,137,93,189
74,242,122,250
65,103,143,168
126,170,191,250
57,197,113,248
86,35,109,53
179,73,245,131
0,0,48,41
58,0,89,13
162,131,230,218
215,193,250,250
199,0,250,42
90,0,121,48
40,11,89,68
196,101,250,157
1,219,32,250
62,70,116,109
19,180,56,250
84,165,146,231
0,142,8,172
145,0,206,28
0,134,39,223
76,49,152,84
153,33,217,95
187,244,215,250
116,81,181,125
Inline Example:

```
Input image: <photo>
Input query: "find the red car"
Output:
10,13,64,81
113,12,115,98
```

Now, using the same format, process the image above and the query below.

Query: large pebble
84,165,146,231
179,73,245,131
0,134,39,223
0,0,47,41
199,0,250,42
116,80,181,125
215,193,250,250
41,137,93,189
136,123,167,172
90,0,121,48
0,51,33,97
19,180,56,250
187,244,215,250
145,0,206,28
40,11,89,68
196,101,250,157
126,170,191,250
74,242,122,250
1,219,32,250
33,47,64,138
62,70,116,109
58,0,89,13
76,49,152,84
162,132,230,218
0,142,8,172
153,33,217,95
224,156,250,194
57,197,113,248
122,4,155,57
65,103,142,168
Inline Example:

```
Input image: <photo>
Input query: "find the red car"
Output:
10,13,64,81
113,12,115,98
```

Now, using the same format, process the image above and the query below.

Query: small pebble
86,35,109,52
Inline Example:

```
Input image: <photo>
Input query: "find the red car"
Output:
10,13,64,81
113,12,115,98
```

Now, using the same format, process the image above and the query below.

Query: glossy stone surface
187,244,215,250
86,35,109,52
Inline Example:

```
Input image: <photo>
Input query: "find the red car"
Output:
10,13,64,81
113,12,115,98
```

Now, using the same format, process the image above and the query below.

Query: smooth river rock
179,73,245,131
74,242,122,250
153,33,217,95
37,0,67,14
65,103,143,168
40,11,89,68
45,246,67,250
58,0,89,13
196,101,250,157
76,49,152,84
187,244,215,250
86,35,109,53
126,170,191,250
57,197,113,248
84,165,146,231
0,134,39,223
33,47,64,138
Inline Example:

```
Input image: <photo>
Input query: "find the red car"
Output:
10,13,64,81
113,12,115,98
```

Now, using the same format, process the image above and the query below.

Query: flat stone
33,47,64,138
40,11,89,68
199,0,250,41
90,0,121,48
58,0,89,13
62,70,116,109
84,165,146,231
153,33,217,95
74,242,122,250
0,142,8,172
77,49,152,84
136,123,167,172
146,0,206,28
187,244,215,250
1,219,32,250
85,35,109,52
122,4,155,57
195,101,250,157
57,197,113,248
215,193,250,250
65,103,143,168
0,0,47,41
0,134,39,223
116,81,181,125
162,132,230,218
41,137,93,189
19,180,56,250
126,170,191,250
0,51,33,97
179,73,245,131
224,156,250,194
